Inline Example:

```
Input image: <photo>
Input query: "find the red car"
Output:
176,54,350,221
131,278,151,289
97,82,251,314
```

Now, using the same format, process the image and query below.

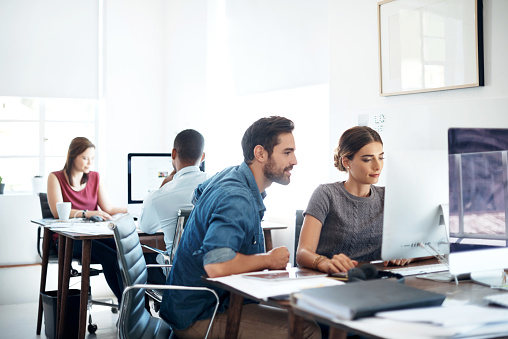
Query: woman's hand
87,210,113,220
324,253,358,274
383,258,413,267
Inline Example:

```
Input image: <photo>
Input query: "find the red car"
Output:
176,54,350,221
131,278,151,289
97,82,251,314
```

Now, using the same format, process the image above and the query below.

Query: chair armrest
141,244,165,255
122,284,219,339
146,264,173,268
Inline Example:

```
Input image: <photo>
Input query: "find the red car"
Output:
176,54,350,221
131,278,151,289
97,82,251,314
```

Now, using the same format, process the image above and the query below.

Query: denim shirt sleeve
201,187,264,259
203,247,237,265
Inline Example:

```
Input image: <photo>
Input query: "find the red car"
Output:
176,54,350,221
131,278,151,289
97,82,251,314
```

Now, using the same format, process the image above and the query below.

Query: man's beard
264,158,292,185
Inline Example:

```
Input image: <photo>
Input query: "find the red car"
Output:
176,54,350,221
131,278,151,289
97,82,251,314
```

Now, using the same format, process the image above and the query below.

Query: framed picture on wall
378,0,484,96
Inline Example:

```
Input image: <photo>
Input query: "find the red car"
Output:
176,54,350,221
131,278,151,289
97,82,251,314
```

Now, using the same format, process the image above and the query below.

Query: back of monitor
382,150,450,261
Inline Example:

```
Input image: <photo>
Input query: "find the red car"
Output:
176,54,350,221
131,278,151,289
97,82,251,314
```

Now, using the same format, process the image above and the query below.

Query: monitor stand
449,247,508,289
470,269,508,289
127,204,142,220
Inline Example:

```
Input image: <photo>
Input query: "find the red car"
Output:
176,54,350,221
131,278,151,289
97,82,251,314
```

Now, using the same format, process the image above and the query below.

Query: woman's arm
47,173,83,219
296,214,357,274
47,173,63,218
96,179,127,219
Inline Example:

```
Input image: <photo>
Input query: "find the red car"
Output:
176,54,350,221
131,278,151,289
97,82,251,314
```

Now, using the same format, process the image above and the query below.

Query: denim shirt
159,162,266,330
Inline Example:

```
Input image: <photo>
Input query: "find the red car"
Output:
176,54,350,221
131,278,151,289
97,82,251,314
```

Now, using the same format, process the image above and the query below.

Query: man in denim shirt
160,117,321,339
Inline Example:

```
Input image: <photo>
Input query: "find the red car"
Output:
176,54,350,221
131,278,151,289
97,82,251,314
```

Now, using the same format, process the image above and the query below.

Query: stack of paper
208,271,343,301
49,222,113,235
373,305,508,338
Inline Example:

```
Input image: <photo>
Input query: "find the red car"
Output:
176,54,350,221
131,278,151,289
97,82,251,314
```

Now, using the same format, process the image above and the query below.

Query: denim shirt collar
239,161,266,216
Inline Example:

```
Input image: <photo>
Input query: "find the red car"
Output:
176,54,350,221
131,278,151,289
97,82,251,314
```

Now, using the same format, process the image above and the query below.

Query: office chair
294,209,304,267
142,208,193,312
36,193,116,334
109,213,219,339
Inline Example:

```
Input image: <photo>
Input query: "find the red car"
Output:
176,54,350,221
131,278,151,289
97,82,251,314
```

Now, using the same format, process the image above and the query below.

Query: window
0,97,97,193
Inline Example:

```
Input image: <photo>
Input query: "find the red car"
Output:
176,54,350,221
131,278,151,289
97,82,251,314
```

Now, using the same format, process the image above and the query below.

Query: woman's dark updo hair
334,126,383,172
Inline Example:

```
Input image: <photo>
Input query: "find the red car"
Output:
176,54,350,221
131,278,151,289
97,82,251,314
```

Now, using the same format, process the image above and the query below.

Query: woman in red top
47,137,127,302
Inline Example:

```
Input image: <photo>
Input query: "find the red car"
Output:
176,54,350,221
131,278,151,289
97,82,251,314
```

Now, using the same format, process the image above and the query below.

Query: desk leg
263,229,273,252
288,309,304,339
55,236,66,339
36,228,51,335
57,237,73,339
225,293,244,339
329,327,347,339
78,239,92,339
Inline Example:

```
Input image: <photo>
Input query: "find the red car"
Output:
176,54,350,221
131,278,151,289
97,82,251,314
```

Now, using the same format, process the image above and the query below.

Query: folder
293,279,446,320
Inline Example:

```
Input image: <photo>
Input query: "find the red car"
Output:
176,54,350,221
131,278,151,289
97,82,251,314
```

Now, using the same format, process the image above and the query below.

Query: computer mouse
88,215,104,222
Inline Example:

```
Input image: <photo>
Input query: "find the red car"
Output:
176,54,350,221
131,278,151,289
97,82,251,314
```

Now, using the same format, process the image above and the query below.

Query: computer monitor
127,153,205,204
447,128,508,287
381,150,450,261
448,128,508,249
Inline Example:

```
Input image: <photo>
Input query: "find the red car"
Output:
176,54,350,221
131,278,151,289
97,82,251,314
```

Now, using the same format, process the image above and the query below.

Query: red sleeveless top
52,170,100,211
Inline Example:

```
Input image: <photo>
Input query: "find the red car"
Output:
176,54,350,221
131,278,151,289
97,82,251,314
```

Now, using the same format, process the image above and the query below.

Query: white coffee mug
56,202,72,220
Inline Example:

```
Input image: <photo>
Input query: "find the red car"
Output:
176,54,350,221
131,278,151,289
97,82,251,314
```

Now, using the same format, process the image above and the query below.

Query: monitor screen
127,153,206,204
448,128,508,250
128,153,172,204
381,150,450,261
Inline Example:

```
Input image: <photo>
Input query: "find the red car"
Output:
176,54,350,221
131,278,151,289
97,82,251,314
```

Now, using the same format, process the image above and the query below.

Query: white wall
329,0,508,183
101,0,166,207
0,195,41,265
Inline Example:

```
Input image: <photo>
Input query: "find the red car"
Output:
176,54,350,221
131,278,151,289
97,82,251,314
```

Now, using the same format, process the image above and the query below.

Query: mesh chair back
39,193,54,219
294,210,304,267
110,214,172,339
37,193,58,260
170,208,192,263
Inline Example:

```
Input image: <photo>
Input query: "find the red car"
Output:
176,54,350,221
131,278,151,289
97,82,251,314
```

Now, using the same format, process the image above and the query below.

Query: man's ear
172,149,177,160
253,145,268,163
200,152,205,162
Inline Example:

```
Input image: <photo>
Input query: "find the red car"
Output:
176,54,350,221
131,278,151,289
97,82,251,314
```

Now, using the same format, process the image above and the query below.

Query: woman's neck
66,169,84,189
343,180,371,197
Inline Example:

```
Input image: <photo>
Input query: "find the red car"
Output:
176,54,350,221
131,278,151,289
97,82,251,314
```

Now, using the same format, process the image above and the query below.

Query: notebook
292,279,446,320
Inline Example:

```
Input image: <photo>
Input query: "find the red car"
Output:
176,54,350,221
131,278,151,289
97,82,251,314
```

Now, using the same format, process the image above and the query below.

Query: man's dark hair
174,129,205,163
241,116,295,164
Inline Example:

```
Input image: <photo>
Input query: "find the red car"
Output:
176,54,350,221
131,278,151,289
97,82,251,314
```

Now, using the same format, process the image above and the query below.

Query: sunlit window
0,97,97,193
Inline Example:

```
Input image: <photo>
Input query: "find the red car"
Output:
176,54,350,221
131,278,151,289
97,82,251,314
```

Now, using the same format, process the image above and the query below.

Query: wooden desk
261,221,287,251
204,268,340,339
204,260,508,339
32,218,164,339
291,261,508,339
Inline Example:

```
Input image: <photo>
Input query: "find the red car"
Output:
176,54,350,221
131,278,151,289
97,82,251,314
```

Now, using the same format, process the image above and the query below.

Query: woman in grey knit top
296,126,411,274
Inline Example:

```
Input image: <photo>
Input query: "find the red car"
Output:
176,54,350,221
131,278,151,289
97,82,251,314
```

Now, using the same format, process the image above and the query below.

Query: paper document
49,223,113,235
208,273,342,301
376,304,508,327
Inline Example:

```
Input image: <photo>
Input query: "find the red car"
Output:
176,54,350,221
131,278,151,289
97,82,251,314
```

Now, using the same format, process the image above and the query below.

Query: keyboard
383,263,448,276
485,293,508,308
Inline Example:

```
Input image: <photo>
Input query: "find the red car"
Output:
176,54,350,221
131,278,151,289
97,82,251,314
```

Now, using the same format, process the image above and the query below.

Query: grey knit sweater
304,182,385,262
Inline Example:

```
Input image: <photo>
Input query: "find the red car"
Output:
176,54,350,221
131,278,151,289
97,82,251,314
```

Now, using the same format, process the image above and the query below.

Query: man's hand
160,169,177,188
266,246,290,270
